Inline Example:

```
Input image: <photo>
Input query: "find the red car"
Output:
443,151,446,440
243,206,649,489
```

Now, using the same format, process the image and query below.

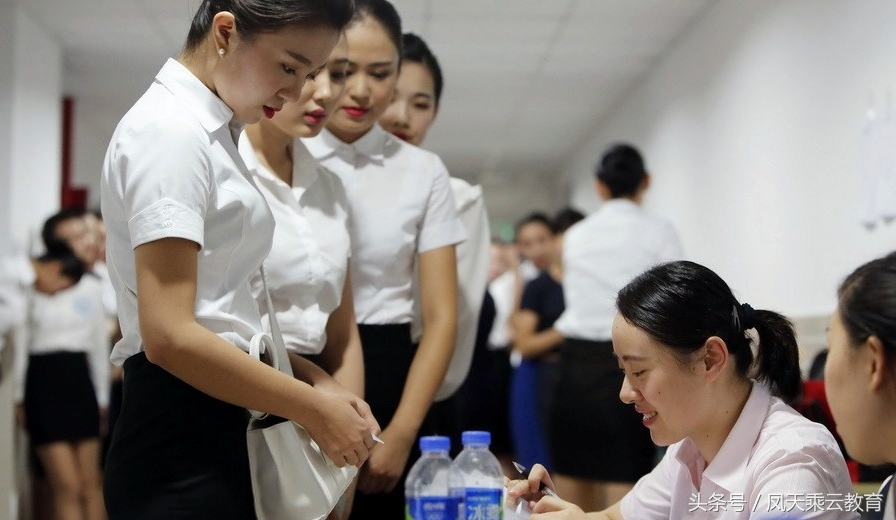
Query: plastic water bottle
405,436,462,520
451,431,504,520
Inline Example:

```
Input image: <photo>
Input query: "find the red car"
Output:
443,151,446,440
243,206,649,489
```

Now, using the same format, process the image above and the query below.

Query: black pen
512,461,558,498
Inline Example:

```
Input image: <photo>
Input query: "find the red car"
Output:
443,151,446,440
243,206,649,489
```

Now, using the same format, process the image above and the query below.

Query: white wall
563,0,896,320
0,4,63,518
8,5,63,251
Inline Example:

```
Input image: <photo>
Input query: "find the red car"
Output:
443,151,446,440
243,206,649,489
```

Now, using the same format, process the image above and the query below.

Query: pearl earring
218,48,225,56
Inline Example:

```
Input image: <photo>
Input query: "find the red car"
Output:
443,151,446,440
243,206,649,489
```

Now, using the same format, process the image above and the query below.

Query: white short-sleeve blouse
303,125,465,325
239,134,351,354
101,59,274,365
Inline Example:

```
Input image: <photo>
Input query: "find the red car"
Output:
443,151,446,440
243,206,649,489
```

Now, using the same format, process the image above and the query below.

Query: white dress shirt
554,198,682,341
620,383,858,520
102,58,274,365
0,255,34,353
421,178,491,401
239,134,351,354
487,260,539,350
303,125,465,324
14,276,110,406
92,261,118,318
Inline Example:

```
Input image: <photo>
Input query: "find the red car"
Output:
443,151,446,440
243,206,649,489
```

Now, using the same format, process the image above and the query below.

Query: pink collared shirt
620,383,858,519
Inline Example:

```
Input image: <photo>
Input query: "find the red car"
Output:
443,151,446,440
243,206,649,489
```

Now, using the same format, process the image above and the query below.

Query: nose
281,77,305,104
347,74,370,104
393,100,410,127
313,75,333,104
619,375,640,405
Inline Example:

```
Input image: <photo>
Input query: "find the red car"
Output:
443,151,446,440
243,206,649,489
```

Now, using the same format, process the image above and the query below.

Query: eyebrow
412,92,433,100
614,354,648,362
286,50,312,66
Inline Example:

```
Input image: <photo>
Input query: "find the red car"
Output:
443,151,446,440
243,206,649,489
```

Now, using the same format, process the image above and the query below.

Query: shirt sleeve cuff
128,198,204,249
418,218,467,254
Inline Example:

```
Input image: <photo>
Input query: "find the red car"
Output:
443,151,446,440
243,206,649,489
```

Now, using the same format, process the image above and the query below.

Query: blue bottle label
463,488,503,520
406,496,461,520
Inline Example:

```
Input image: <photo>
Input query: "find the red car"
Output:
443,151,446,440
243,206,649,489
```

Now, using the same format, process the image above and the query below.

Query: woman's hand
314,377,380,435
505,463,556,503
529,496,588,520
302,390,377,468
356,425,415,494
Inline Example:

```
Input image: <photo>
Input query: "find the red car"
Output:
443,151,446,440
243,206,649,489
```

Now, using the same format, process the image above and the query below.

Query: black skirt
549,338,655,482
349,323,435,520
103,352,255,520
24,351,99,446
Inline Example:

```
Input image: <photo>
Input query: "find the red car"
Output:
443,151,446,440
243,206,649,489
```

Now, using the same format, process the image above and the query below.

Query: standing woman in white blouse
303,1,465,518
239,34,364,519
240,32,363,398
100,2,378,519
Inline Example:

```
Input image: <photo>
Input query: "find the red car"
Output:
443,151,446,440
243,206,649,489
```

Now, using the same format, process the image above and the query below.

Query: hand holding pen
512,461,558,497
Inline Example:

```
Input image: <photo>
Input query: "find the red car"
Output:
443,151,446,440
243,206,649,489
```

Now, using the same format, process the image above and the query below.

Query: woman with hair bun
100,1,376,519
508,260,857,520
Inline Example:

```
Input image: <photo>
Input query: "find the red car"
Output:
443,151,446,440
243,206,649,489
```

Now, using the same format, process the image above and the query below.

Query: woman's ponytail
748,308,801,402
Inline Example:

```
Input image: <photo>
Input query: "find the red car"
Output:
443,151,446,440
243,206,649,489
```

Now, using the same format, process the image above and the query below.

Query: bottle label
406,496,461,520
463,488,503,520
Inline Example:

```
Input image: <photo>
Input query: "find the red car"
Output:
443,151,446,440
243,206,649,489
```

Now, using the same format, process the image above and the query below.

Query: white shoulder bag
247,266,358,520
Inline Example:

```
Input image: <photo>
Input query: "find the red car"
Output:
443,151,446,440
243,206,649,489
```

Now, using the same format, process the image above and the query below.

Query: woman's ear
211,11,237,55
701,336,729,382
866,335,893,393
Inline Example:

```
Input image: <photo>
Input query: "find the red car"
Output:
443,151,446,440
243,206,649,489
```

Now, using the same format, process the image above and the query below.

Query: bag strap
248,265,295,421
259,265,293,378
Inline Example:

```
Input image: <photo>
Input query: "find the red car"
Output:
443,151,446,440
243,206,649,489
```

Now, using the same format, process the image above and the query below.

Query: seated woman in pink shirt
507,260,857,520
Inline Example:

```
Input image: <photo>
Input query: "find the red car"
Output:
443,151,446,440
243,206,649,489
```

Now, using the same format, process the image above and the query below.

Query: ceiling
24,0,714,187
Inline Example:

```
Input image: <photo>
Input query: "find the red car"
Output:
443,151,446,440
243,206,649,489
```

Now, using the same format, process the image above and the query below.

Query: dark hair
353,0,402,58
37,239,86,284
551,207,585,234
401,32,443,104
514,212,552,241
184,0,356,52
617,260,801,401
596,142,647,198
837,252,896,359
41,207,86,249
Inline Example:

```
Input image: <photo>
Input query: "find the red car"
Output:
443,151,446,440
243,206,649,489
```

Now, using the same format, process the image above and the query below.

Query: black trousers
104,352,255,520
349,323,435,520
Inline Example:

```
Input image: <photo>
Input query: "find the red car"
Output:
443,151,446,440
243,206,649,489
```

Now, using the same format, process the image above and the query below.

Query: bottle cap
461,430,491,446
419,436,450,452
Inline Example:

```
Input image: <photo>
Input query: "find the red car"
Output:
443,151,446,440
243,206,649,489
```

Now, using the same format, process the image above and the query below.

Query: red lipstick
344,106,369,118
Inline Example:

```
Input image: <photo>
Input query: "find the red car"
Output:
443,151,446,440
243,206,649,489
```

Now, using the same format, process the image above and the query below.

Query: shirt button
164,219,173,228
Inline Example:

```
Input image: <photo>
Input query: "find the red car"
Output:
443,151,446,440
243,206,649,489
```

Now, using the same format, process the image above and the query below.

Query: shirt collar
156,58,236,137
679,383,770,492
600,198,640,213
304,125,389,162
240,132,321,194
